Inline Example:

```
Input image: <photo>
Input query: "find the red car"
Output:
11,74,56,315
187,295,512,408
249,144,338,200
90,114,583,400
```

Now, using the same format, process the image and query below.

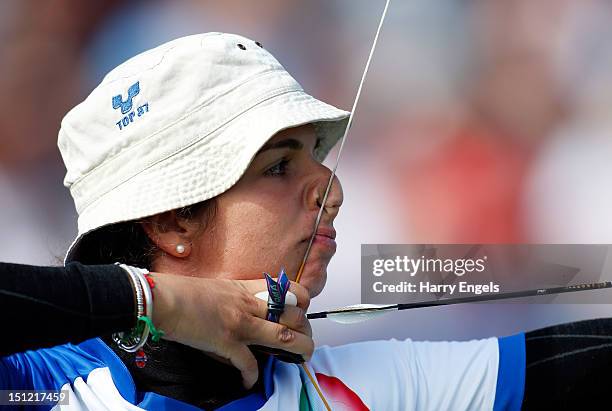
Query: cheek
197,198,304,278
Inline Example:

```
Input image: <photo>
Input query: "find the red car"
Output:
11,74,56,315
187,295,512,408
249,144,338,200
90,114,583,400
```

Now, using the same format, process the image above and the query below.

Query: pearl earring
176,244,185,254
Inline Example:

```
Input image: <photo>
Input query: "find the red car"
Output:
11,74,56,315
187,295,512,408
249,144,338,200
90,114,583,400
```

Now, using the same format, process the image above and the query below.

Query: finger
246,320,314,361
247,289,301,319
248,293,308,329
279,306,312,337
227,345,259,389
239,278,310,310
246,295,270,319
288,282,310,310
238,278,270,295
225,282,271,320
253,290,298,307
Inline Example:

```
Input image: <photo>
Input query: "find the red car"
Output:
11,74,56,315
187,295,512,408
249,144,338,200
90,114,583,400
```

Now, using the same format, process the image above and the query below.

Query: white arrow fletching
326,304,396,324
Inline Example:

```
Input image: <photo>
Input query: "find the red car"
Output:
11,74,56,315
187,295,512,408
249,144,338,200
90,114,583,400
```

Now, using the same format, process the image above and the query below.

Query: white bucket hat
58,32,349,263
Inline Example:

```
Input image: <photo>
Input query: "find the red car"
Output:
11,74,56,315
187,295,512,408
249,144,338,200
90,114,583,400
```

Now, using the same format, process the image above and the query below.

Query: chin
288,244,333,297
297,266,327,298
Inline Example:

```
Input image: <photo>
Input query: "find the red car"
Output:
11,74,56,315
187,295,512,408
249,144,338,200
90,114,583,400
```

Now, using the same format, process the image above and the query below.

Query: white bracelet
130,265,152,351
123,264,145,317
132,266,153,321
112,264,151,352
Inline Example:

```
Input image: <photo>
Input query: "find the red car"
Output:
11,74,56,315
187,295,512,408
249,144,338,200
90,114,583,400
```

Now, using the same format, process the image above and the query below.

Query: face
181,124,343,297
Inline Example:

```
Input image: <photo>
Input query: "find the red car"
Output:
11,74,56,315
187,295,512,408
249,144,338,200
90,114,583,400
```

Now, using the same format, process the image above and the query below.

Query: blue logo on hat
112,82,140,114
112,81,150,131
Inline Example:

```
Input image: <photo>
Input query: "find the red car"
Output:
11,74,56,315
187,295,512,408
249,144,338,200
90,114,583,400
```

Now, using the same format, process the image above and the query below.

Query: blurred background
2,0,612,346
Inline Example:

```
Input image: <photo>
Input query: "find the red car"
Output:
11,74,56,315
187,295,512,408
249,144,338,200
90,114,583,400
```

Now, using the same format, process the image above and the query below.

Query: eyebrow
258,138,304,153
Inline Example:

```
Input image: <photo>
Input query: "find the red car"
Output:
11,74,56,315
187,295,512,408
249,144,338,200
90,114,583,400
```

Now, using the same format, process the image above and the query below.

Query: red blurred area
395,124,531,243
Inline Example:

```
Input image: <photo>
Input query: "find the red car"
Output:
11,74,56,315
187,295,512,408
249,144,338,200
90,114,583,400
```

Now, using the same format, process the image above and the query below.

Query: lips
312,226,337,253
315,226,336,240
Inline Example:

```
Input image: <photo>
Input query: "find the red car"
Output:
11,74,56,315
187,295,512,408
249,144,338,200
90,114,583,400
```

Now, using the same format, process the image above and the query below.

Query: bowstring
295,0,390,284
294,1,391,410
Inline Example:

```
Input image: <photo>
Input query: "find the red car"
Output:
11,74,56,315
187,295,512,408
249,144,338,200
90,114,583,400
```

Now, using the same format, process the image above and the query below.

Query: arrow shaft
307,281,612,319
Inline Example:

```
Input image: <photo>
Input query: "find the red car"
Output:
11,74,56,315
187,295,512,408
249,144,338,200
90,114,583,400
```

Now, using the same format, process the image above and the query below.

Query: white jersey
1,334,525,410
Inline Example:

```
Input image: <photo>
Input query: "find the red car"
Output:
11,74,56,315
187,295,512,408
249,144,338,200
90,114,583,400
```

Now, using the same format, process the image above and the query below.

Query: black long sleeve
0,262,136,356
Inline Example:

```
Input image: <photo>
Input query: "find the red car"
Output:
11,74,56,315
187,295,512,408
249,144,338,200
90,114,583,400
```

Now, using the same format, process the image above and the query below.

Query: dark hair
73,199,217,268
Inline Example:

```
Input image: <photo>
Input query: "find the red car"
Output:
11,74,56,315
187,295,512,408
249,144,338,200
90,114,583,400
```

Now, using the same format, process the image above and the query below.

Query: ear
141,211,198,258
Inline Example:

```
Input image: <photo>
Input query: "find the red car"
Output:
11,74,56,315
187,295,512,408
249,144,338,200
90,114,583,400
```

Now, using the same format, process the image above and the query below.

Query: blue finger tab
264,268,290,323
251,268,304,363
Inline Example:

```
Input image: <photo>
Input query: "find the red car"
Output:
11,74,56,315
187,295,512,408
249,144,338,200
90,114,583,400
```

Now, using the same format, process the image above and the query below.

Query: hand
149,273,313,388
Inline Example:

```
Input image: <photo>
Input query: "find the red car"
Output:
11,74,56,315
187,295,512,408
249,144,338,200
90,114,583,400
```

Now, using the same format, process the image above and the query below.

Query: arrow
307,281,612,323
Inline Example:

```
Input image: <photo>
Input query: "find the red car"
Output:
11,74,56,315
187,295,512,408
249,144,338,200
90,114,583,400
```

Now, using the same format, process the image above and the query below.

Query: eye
264,159,290,176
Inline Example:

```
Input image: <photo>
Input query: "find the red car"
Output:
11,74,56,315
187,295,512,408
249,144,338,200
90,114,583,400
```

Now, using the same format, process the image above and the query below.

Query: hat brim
65,90,349,263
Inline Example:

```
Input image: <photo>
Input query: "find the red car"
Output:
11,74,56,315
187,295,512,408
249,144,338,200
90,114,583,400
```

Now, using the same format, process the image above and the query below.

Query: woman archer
2,32,612,411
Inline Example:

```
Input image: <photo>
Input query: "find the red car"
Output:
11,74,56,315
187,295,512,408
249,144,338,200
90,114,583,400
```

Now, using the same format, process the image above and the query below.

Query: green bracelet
137,315,165,342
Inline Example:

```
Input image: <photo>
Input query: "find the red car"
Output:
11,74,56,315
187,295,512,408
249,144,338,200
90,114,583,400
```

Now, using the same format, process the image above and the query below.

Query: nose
306,166,343,222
